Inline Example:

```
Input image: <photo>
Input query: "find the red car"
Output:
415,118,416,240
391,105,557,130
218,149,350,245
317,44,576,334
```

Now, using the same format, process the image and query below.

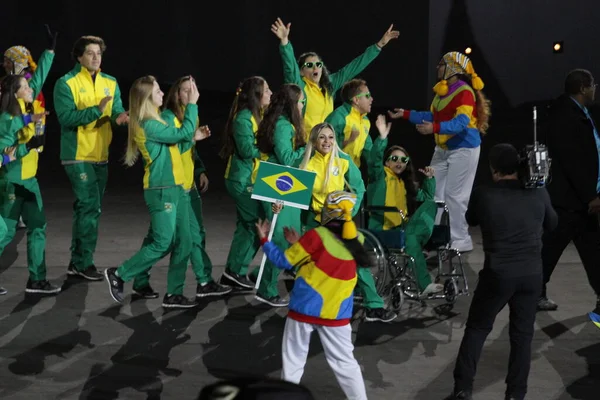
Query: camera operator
444,144,557,400
538,69,600,314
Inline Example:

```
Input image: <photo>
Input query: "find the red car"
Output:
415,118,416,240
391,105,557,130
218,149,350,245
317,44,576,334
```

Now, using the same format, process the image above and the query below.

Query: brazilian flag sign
252,161,316,210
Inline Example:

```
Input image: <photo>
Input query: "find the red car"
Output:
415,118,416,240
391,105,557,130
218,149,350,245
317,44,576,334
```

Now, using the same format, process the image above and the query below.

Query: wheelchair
358,201,469,312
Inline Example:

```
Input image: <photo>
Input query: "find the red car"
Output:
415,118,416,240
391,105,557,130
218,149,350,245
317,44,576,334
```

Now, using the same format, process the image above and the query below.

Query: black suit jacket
545,95,599,211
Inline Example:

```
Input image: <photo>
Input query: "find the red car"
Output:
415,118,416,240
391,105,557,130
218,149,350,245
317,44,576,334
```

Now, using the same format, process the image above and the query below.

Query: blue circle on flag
276,175,293,192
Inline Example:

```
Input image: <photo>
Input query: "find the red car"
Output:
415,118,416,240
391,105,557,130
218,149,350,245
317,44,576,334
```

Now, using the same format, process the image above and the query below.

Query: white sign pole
254,200,284,290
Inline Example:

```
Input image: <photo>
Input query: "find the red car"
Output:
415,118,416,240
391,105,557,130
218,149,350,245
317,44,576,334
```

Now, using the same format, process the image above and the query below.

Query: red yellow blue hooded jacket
260,226,364,326
404,80,480,150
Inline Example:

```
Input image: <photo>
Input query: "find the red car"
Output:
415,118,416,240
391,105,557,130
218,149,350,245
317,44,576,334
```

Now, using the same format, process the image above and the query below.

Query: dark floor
0,184,598,400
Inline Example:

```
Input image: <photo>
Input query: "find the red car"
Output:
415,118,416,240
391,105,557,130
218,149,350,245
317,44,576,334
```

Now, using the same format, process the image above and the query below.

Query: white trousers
430,146,480,250
281,318,367,400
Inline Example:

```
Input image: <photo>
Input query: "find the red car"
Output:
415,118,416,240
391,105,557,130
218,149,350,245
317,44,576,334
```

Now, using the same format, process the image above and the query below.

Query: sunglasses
387,155,410,163
299,98,307,105
302,61,323,69
355,92,371,99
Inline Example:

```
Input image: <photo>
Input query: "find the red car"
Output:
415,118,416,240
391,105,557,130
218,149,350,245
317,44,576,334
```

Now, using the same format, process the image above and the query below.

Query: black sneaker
68,263,103,281
162,294,198,309
133,285,159,299
537,296,558,311
196,281,232,297
254,293,289,307
105,268,124,303
25,279,61,294
364,308,397,322
444,390,473,400
221,269,254,289
67,262,77,276
0,286,6,295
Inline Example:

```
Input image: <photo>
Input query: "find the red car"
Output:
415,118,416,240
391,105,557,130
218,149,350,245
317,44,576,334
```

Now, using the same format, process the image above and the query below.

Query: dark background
1,0,598,194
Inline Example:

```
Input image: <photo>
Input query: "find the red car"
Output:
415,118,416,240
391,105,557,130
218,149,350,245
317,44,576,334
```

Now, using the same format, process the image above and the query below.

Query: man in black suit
538,69,600,314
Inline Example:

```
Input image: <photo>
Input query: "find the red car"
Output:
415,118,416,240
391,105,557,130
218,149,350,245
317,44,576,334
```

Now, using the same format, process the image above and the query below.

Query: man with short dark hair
538,69,600,315
325,79,375,167
444,144,557,400
54,35,129,281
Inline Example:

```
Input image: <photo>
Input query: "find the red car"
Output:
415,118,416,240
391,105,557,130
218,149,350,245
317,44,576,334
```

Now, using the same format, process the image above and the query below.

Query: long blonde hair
124,75,165,167
299,122,353,194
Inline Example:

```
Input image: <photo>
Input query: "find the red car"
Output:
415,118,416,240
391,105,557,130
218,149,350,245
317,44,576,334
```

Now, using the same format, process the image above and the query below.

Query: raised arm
143,104,198,144
259,225,316,270
366,115,391,181
367,136,387,182
28,50,54,99
271,18,304,87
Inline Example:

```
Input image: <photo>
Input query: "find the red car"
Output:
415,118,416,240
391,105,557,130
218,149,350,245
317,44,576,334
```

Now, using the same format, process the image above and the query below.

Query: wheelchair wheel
444,278,459,304
390,285,404,312
358,228,387,293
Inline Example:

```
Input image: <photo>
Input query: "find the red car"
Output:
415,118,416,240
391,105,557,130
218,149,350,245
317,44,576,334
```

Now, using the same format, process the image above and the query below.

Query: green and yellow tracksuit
0,50,54,282
223,108,267,276
367,137,437,291
168,109,215,284
279,41,381,139
249,116,306,298
325,102,373,168
299,150,382,308
116,104,197,295
54,63,126,272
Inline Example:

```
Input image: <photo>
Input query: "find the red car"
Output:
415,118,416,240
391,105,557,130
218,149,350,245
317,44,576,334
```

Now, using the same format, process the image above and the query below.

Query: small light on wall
553,41,563,53
465,47,472,55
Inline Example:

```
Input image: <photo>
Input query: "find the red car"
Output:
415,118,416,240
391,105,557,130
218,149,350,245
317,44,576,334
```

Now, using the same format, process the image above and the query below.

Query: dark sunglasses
355,92,371,99
302,61,323,69
387,155,410,163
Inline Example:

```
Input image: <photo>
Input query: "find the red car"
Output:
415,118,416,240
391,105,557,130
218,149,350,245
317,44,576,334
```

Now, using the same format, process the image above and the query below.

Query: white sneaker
421,283,444,296
17,217,26,229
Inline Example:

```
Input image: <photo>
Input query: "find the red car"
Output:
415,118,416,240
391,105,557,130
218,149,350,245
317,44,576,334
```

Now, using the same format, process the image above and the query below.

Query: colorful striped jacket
261,226,362,326
404,80,480,150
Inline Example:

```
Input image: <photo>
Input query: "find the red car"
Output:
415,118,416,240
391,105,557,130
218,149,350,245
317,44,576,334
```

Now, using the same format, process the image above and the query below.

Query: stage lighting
553,41,563,53
465,47,472,55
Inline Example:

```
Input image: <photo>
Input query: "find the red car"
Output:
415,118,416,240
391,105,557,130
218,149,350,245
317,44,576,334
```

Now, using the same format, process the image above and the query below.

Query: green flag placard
251,161,316,210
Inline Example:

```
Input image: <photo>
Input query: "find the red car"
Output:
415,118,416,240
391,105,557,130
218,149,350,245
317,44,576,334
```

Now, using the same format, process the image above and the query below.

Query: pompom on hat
320,191,358,240
433,51,484,96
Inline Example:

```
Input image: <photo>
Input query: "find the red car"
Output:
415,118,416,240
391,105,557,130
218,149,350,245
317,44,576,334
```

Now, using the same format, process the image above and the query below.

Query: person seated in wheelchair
366,115,443,296
298,122,397,323
256,191,371,400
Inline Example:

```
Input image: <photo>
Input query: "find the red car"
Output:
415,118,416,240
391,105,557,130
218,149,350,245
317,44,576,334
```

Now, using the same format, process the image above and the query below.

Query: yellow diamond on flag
262,172,308,196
